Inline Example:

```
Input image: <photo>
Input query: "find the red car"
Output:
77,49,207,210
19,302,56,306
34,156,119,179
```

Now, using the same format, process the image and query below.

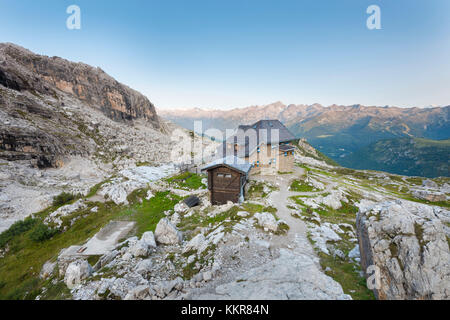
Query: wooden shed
201,156,252,205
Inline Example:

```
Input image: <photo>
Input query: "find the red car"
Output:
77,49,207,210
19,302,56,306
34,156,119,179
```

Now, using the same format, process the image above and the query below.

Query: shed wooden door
211,190,239,205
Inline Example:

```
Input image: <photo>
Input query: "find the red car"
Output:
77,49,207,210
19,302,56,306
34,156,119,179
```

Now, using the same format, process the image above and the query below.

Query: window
217,173,224,178
225,174,232,178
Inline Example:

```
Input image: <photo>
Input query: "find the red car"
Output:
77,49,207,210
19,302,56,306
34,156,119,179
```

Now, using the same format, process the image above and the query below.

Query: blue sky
1,0,449,109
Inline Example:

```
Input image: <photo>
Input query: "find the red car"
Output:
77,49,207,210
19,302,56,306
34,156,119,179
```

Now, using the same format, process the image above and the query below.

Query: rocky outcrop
64,260,93,289
196,248,352,300
40,261,56,280
128,231,157,258
182,233,208,254
0,43,160,127
154,218,182,245
0,43,170,170
412,190,446,203
254,212,279,232
0,90,93,167
356,200,450,300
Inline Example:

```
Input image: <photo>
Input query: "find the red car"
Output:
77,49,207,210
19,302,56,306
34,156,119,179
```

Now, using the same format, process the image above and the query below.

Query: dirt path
252,166,319,257
192,166,352,299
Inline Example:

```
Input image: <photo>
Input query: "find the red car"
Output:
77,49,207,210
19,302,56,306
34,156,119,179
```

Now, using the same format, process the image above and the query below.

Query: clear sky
1,0,449,109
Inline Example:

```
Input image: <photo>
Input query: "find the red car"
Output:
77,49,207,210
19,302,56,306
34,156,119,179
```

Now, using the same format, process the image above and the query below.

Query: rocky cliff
0,43,160,126
0,43,165,168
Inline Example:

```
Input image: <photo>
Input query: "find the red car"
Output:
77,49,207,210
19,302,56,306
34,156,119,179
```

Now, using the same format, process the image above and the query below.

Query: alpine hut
201,156,252,205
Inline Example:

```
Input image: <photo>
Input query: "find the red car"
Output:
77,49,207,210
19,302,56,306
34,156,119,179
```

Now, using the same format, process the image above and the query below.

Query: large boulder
254,212,278,232
321,191,346,210
124,285,151,300
128,231,157,257
64,260,93,289
40,261,56,280
154,218,182,245
356,200,450,300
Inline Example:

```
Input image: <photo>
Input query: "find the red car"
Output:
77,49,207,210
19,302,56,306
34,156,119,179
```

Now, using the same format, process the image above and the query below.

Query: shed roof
201,156,252,175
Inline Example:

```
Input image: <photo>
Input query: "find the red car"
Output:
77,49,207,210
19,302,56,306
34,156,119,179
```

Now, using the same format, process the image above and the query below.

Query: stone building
223,120,296,175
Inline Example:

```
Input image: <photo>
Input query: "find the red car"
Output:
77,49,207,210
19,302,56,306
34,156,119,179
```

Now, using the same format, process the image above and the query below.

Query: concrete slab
82,221,136,256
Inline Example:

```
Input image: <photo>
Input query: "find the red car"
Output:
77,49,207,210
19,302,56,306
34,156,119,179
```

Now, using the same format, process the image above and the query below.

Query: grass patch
52,192,79,207
290,180,317,192
405,177,423,185
247,182,276,199
136,161,151,167
318,251,375,300
0,188,182,299
0,217,37,249
29,222,58,243
120,190,182,237
166,172,206,190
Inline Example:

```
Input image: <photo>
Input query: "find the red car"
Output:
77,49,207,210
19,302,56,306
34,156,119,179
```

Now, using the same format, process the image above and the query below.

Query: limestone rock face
0,43,163,168
0,43,160,126
197,249,351,300
356,200,450,300
154,218,182,245
0,91,94,168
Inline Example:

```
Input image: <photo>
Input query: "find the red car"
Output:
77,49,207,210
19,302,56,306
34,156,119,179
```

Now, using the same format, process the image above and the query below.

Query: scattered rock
124,285,150,300
44,199,86,228
308,223,341,255
183,233,208,254
135,259,153,276
348,245,360,260
155,218,182,245
93,250,119,271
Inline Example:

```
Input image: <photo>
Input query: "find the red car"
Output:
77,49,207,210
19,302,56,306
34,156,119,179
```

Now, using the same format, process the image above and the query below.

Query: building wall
226,142,295,175
207,166,243,205
278,150,294,172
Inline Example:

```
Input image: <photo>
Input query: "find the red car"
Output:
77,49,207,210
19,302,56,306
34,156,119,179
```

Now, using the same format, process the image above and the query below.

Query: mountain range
159,102,450,177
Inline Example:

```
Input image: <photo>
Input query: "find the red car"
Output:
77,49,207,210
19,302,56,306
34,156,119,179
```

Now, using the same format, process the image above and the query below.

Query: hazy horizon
156,101,449,112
